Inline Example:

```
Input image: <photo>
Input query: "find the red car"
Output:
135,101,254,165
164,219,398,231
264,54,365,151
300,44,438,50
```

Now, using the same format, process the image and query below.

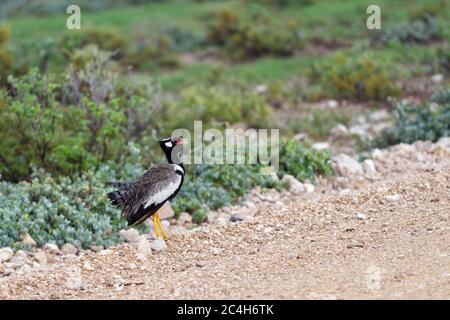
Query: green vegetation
207,6,302,60
278,140,333,182
308,52,401,101
372,88,450,148
0,0,448,248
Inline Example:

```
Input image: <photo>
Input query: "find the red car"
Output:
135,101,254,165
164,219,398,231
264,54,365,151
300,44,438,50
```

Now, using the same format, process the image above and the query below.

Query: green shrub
407,1,449,21
247,0,315,7
285,108,352,139
309,52,401,101
376,14,442,45
0,48,160,181
0,25,12,85
372,89,450,148
0,148,144,249
163,84,273,130
172,163,283,217
278,139,333,182
207,7,302,60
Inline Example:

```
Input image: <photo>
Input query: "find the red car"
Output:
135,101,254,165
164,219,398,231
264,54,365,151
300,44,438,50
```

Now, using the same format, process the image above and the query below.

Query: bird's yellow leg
155,213,168,241
153,213,160,238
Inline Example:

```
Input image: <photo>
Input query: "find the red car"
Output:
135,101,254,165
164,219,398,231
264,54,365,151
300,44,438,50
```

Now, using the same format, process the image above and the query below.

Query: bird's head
159,136,184,164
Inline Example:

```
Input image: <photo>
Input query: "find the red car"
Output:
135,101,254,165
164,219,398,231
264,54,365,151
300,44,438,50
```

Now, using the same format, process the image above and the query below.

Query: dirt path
1,164,449,299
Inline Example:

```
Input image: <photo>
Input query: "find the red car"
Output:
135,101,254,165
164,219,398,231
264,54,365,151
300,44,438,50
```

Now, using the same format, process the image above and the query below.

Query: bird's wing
124,164,181,220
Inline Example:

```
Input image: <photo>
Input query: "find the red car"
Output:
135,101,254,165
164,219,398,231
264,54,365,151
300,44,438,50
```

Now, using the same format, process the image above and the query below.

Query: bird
107,136,185,240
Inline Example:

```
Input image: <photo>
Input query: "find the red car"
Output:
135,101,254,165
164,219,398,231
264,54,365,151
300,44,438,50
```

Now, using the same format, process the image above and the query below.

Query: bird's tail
107,189,131,207
106,181,134,208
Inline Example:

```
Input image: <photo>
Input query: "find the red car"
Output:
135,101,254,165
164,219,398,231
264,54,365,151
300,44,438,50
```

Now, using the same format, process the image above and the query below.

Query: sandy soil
1,162,449,299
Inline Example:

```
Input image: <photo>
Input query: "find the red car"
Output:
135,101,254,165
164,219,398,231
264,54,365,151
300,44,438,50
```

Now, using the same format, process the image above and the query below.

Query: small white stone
61,243,78,255
83,262,94,271
158,202,175,220
431,74,443,83
372,149,384,161
161,220,170,229
327,99,338,108
362,159,377,178
254,84,268,94
34,251,47,266
150,239,167,252
304,183,315,193
332,154,363,177
312,142,330,151
137,236,152,257
357,213,366,220
178,212,192,225
99,249,112,256
43,243,60,255
282,174,305,195
21,233,37,247
119,228,141,243
0,247,14,263
385,194,401,202
331,124,348,137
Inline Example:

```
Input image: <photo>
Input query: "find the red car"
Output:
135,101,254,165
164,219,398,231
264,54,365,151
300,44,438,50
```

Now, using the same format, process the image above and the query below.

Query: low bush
285,109,352,139
0,25,13,85
0,145,144,250
206,7,302,60
372,88,450,148
308,52,401,101
0,48,161,181
172,164,283,223
172,139,333,221
278,139,333,182
163,84,273,130
376,14,442,45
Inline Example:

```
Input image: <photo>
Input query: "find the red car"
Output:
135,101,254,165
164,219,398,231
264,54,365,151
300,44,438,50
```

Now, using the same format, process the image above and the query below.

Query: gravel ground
1,161,449,299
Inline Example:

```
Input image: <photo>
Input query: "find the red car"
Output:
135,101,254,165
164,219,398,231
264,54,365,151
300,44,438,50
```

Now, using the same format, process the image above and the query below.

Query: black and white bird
107,136,185,240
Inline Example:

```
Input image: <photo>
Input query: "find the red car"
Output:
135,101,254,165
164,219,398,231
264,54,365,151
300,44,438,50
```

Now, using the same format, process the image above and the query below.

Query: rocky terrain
0,138,449,299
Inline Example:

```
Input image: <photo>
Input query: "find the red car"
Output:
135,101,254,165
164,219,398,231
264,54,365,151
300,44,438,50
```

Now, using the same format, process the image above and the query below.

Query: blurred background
0,0,448,250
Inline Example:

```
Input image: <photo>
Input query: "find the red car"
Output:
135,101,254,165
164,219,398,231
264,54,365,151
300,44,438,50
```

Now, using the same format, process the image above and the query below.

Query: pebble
61,243,78,255
158,202,175,220
312,142,330,151
21,233,37,247
0,263,5,274
137,236,152,258
230,215,244,222
331,124,348,137
83,262,95,271
150,239,167,252
332,154,363,177
119,228,141,243
357,213,366,220
161,220,170,229
178,212,193,225
99,249,112,256
34,251,47,266
282,174,305,195
304,183,315,193
362,159,377,178
67,274,84,290
431,74,443,83
327,99,338,108
0,247,14,263
89,245,104,252
385,194,401,202
43,243,60,255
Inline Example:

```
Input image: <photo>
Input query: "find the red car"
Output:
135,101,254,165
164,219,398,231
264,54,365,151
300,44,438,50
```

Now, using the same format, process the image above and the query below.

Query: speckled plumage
107,137,185,226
